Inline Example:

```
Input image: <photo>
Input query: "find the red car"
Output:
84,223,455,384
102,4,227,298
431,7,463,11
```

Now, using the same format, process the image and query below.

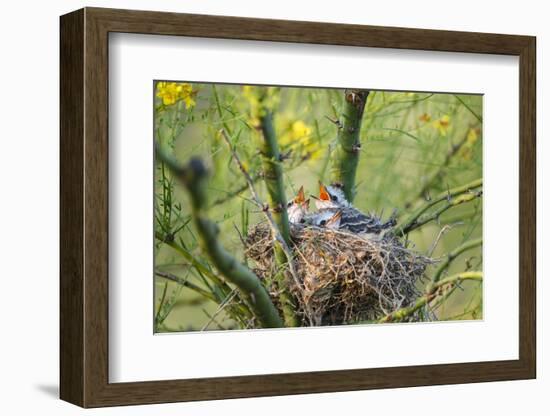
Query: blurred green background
154,82,482,332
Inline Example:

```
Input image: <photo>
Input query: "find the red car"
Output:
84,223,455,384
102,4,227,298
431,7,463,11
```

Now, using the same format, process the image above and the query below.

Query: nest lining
245,222,433,326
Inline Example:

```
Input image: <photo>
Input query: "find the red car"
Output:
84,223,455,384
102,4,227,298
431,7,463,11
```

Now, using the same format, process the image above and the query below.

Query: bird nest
245,223,433,326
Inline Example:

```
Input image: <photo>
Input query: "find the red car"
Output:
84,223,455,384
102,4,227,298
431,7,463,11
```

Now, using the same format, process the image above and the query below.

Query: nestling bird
314,182,351,209
313,182,396,235
286,186,310,224
309,209,342,230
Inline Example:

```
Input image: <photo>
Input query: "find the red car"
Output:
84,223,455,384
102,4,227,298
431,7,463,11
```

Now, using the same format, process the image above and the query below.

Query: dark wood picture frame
60,7,536,408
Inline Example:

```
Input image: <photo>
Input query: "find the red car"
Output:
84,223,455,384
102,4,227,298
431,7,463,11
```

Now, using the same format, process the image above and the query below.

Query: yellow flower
156,82,196,108
277,118,321,161
279,120,310,145
291,120,312,140
432,115,451,136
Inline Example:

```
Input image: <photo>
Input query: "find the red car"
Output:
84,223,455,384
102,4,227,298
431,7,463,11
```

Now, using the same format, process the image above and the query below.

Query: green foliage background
154,82,482,332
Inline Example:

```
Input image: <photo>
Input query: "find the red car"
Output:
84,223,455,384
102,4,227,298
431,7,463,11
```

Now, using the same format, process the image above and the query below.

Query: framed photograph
60,7,536,408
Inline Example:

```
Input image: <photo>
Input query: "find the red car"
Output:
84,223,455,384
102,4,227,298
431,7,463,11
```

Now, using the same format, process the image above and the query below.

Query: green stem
379,271,482,323
156,148,283,328
330,89,370,202
394,178,482,235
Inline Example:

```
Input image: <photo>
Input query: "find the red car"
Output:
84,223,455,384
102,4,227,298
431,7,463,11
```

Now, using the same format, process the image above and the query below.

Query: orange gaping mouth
318,182,330,201
294,186,305,203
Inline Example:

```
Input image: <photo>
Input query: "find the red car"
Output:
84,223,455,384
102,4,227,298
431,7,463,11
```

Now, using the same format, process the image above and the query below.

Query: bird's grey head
311,209,342,229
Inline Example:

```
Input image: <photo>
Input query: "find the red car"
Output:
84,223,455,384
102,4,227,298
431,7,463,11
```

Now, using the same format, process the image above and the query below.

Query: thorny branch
330,89,370,202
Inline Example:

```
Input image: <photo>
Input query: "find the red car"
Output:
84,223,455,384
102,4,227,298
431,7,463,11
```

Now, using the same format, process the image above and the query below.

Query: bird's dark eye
287,201,292,207
320,220,327,226
300,218,306,224
330,195,338,202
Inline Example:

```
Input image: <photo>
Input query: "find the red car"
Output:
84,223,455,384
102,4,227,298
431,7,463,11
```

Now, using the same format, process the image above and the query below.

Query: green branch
394,178,482,235
156,147,283,328
330,89,370,202
432,238,482,283
378,271,482,323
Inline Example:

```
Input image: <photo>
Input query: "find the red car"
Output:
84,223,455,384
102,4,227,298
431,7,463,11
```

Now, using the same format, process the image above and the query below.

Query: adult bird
313,182,396,236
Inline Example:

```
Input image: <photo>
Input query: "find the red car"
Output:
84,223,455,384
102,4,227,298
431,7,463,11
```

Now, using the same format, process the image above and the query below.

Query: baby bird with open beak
315,182,351,210
286,186,310,225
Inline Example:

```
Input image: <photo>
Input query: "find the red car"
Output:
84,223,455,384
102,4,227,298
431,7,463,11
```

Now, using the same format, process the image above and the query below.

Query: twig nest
245,223,433,326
